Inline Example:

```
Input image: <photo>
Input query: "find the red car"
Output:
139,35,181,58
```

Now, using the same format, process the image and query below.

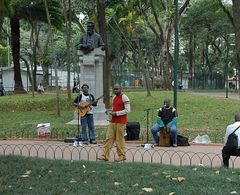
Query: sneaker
173,144,177,147
90,140,97,144
97,155,108,161
115,157,126,162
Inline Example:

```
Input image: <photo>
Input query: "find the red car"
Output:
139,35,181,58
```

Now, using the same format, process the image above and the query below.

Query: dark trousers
222,145,240,167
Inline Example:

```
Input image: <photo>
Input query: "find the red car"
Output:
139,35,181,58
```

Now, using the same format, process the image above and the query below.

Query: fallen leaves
114,182,121,186
142,187,153,192
132,183,139,187
171,177,186,182
20,170,31,178
69,179,77,183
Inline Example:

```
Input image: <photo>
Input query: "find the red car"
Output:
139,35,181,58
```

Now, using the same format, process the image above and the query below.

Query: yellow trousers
102,123,126,160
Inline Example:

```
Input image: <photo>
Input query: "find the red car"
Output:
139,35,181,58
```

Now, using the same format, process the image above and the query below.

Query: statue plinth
67,48,109,126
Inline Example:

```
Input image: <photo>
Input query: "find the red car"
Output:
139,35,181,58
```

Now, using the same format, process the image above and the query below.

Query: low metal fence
0,141,239,169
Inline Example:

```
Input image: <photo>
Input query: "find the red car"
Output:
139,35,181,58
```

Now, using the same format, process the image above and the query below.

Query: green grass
1,155,240,195
0,91,239,142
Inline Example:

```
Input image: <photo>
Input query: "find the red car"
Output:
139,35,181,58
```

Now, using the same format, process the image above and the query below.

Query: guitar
76,95,104,117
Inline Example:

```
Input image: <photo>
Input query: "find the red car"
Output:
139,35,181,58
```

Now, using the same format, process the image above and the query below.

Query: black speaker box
126,122,140,140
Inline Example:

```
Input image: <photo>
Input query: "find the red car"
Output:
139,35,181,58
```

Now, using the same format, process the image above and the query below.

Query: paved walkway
190,91,240,100
1,139,239,169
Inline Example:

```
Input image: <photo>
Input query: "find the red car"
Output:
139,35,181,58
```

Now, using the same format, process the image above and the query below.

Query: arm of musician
111,102,130,116
168,117,178,127
73,102,78,107
92,100,98,107
114,95,131,116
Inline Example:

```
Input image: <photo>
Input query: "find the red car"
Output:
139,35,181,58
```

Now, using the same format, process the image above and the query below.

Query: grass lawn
0,90,239,142
1,155,240,195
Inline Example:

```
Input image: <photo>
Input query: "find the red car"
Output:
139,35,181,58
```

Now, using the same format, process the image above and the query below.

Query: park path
1,139,239,169
190,91,240,100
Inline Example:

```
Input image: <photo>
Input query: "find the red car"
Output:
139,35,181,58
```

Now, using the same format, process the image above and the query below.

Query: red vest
112,95,127,124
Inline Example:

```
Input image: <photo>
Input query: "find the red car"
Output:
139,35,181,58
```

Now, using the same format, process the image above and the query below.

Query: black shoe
90,140,97,144
83,141,88,145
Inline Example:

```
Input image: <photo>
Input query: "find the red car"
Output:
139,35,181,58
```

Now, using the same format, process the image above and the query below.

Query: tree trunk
10,17,25,93
97,0,110,108
160,22,174,90
63,0,72,101
232,0,240,93
188,35,194,87
42,0,52,89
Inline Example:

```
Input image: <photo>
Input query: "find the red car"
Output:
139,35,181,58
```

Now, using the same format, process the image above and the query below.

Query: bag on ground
37,123,51,137
177,135,190,146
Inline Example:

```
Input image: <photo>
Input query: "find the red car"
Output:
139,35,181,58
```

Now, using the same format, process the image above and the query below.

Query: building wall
2,69,29,91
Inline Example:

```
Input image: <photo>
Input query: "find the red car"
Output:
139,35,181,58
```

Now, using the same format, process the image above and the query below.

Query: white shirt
79,93,94,114
224,121,240,148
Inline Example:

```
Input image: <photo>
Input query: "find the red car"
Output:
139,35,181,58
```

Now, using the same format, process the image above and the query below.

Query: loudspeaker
126,122,140,140
64,137,76,143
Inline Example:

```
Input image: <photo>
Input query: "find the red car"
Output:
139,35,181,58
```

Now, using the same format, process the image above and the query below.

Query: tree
97,0,110,108
183,0,232,86
1,0,63,93
218,0,240,93
62,0,73,101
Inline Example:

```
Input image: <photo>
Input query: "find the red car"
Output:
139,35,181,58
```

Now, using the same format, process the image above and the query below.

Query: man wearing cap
76,21,105,54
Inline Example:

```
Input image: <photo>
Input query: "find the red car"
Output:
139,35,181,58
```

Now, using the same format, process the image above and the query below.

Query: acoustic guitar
76,95,104,117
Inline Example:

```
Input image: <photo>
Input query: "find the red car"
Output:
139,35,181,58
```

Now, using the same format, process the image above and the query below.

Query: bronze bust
76,21,105,54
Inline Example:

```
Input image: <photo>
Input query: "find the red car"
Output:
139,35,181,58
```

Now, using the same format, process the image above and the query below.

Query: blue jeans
151,123,178,145
81,114,95,141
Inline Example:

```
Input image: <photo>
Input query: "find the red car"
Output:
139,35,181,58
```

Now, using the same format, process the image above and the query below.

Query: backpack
225,125,240,149
177,135,190,146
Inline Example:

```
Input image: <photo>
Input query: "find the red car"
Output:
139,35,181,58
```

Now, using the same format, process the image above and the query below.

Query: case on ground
126,122,140,140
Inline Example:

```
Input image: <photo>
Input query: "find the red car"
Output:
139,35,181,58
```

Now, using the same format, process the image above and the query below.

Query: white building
0,66,75,91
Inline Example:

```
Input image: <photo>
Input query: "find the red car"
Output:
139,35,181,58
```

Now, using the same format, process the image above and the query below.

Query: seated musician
151,98,178,146
73,84,98,144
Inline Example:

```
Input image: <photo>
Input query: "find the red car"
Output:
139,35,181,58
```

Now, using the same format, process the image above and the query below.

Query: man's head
87,21,94,35
81,84,89,94
235,114,240,122
113,84,122,96
163,98,171,108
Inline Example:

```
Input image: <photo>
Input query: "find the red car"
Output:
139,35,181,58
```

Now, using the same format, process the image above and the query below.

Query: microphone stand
142,108,154,148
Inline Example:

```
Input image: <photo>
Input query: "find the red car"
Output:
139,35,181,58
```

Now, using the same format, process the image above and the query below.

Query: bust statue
76,21,105,54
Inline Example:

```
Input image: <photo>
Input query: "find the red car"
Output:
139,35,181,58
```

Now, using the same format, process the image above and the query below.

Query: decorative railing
0,141,238,169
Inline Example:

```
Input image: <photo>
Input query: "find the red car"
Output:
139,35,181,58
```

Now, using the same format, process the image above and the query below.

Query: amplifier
126,122,140,140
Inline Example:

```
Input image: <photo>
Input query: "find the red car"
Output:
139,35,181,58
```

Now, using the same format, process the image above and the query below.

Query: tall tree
1,0,63,93
62,0,72,101
218,0,240,92
97,0,110,108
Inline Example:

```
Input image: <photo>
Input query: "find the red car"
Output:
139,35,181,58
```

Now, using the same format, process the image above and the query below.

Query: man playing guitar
73,84,98,144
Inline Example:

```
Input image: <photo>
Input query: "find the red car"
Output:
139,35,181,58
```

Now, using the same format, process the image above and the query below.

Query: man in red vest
98,84,130,162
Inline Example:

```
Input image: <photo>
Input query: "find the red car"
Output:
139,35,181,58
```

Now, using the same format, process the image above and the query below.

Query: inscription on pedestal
83,55,95,65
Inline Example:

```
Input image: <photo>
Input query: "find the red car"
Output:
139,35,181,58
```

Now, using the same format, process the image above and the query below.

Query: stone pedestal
67,48,109,126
